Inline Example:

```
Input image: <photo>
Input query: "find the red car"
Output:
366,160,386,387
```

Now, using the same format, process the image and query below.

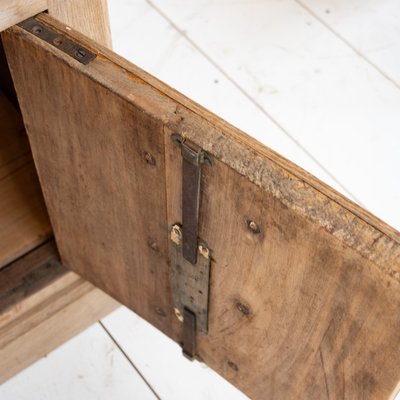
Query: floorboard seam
98,321,162,400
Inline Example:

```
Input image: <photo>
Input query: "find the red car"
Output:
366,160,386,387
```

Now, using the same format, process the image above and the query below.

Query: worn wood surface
0,91,52,269
3,14,400,399
0,240,119,383
48,0,111,48
0,0,46,32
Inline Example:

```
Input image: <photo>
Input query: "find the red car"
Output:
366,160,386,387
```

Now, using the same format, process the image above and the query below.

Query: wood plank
0,91,52,269
0,240,119,383
3,14,400,399
0,0,47,32
48,0,112,48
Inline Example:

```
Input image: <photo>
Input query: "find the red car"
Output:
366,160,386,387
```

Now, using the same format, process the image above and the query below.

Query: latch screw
174,307,184,322
75,48,87,59
247,219,261,234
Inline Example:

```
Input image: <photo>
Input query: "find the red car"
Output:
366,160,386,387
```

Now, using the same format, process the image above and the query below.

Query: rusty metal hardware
182,308,197,360
18,17,96,65
170,224,211,359
170,224,211,335
171,134,212,265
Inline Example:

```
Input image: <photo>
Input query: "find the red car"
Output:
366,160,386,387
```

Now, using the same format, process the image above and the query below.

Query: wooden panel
48,0,112,48
2,15,173,337
0,91,52,269
0,0,47,32
0,240,119,383
3,14,400,399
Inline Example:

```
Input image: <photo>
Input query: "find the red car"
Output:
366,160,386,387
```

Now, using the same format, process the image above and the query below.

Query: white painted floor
1,0,399,398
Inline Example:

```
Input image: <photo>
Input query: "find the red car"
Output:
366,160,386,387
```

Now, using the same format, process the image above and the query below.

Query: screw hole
32,26,42,34
53,37,63,46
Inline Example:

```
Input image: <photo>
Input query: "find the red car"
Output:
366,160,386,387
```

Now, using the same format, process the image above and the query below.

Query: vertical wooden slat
47,0,112,48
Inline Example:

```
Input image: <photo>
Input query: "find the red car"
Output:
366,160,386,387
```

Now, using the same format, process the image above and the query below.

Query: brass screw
198,244,210,259
174,307,184,322
171,224,182,245
247,219,261,234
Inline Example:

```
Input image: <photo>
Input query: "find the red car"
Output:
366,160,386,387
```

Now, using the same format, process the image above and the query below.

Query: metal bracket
170,224,211,359
18,17,96,65
171,134,212,265
170,135,212,360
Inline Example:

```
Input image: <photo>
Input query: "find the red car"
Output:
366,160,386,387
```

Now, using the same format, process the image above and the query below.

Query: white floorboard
0,323,157,400
108,0,348,197
101,307,249,400
299,0,400,87
150,0,400,231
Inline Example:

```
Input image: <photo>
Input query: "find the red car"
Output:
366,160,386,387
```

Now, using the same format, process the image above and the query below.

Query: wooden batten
0,240,119,383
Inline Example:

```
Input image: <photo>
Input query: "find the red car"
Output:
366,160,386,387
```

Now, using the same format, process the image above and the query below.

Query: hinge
18,17,96,65
170,134,212,360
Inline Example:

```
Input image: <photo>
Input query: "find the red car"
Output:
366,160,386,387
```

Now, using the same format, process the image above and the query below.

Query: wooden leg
47,0,112,48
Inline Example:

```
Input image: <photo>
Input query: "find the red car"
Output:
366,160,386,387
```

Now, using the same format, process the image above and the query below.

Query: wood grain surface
0,0,46,32
0,91,52,269
3,14,400,399
48,0,112,48
0,240,119,383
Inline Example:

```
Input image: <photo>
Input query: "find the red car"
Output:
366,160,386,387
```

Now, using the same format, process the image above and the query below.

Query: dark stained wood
3,14,400,399
0,240,119,383
0,91,52,269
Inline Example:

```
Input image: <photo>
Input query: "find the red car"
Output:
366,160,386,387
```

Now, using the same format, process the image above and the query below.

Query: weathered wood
48,0,111,48
0,0,46,32
0,240,119,383
3,14,400,399
0,91,52,269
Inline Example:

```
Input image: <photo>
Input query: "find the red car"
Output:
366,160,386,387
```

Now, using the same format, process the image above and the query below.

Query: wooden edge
3,15,400,278
0,239,119,383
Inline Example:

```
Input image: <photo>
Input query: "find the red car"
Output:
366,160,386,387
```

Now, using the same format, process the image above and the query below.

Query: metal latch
18,17,96,65
170,134,212,360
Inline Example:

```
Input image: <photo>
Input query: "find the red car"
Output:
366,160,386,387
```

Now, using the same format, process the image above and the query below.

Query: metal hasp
18,17,96,65
170,134,213,360
172,133,212,265
170,224,211,359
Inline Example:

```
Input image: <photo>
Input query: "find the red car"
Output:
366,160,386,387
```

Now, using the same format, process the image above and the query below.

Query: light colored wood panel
3,15,400,399
2,15,173,338
0,92,52,269
166,139,400,398
48,0,112,48
0,0,47,32
0,241,119,383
